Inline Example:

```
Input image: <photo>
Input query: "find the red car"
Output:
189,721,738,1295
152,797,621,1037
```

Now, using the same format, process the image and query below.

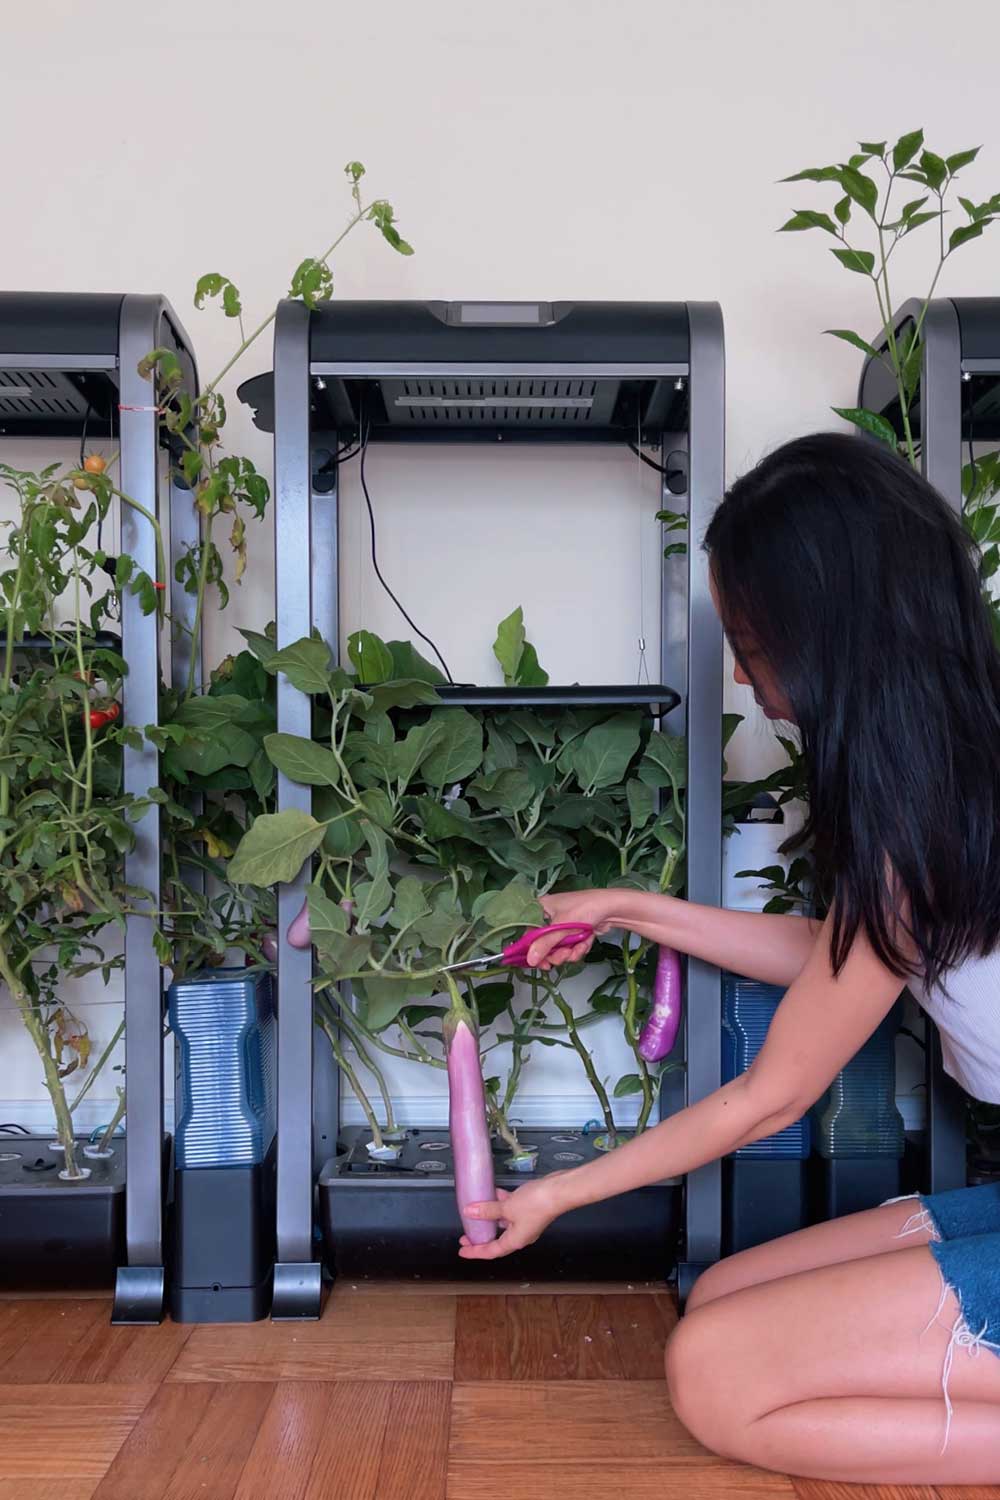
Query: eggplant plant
227,611,795,1151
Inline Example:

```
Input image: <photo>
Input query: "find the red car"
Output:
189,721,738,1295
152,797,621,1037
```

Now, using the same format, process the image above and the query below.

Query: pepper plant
779,129,1000,629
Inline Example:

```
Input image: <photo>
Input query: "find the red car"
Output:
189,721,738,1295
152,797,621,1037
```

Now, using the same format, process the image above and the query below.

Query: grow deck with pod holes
319,1127,681,1282
0,1137,125,1292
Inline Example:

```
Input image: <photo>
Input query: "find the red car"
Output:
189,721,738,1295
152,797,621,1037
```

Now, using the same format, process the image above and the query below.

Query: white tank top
911,953,1000,1103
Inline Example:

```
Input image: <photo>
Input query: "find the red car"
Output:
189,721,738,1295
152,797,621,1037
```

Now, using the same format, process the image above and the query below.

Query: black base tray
722,1157,809,1256
0,1135,125,1291
319,1127,680,1282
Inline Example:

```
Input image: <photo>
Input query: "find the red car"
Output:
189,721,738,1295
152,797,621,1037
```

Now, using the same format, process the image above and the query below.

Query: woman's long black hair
706,431,1000,989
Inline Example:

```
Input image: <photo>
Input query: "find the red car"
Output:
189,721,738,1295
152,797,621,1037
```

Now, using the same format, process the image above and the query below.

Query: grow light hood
238,299,693,441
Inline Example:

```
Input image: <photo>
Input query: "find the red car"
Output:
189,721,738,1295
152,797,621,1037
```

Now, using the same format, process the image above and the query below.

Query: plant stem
622,936,654,1134
319,1017,383,1148
185,516,213,698
547,984,617,1142
0,938,81,1177
70,1018,124,1112
334,1005,398,1133
203,208,368,396
98,1087,126,1151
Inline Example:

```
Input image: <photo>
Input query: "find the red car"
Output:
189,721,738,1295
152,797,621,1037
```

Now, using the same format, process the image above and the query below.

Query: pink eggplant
285,895,355,950
261,932,278,964
637,945,682,1062
444,995,498,1245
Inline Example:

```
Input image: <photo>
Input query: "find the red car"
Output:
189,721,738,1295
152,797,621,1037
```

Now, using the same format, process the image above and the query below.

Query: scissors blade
440,952,504,975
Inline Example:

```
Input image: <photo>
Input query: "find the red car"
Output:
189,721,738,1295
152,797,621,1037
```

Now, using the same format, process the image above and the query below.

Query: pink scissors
441,922,595,975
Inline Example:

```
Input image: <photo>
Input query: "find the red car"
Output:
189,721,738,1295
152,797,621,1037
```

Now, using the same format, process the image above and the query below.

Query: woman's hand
458,1173,569,1260
529,889,628,967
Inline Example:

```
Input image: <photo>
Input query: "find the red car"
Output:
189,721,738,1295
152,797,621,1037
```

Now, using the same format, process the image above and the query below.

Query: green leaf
421,708,483,786
222,282,242,319
365,679,440,715
858,140,887,157
947,147,981,173
386,639,446,684
313,787,365,858
306,882,348,947
359,787,396,830
414,889,467,954
411,796,491,846
831,407,898,449
473,980,515,1028
171,694,252,731
288,257,334,309
891,128,924,171
626,777,656,829
228,810,325,885
266,637,333,694
472,881,544,933
356,974,431,1032
389,875,432,930
638,730,686,792
392,720,443,790
919,149,948,191
949,220,990,252
514,641,549,687
493,607,526,684
347,629,394,684
570,715,642,792
830,246,875,275
466,768,535,814
194,272,226,309
780,166,843,184
824,328,881,359
903,212,940,232
249,748,275,802
613,1074,644,1098
839,166,878,217
833,195,852,226
263,732,344,788
238,627,279,668
778,210,839,235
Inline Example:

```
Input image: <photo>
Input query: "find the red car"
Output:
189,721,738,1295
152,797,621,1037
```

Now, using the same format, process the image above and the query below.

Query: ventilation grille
380,376,619,427
0,368,94,421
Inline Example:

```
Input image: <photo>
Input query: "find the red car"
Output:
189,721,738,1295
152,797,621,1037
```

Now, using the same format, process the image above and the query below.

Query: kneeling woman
459,433,1000,1487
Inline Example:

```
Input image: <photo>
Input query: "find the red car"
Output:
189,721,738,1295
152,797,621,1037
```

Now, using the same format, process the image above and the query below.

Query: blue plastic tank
813,1004,904,1160
721,974,811,1159
168,968,276,1170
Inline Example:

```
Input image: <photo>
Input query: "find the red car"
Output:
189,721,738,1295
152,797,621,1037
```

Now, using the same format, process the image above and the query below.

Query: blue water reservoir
813,1004,904,1160
722,975,810,1159
168,969,276,1169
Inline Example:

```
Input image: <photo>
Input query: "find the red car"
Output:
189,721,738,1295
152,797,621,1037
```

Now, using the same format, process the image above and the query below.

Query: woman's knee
664,1309,742,1458
683,1259,734,1313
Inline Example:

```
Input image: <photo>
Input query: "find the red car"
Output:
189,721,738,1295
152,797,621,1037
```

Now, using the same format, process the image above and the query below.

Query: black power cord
626,438,684,480
357,421,454,684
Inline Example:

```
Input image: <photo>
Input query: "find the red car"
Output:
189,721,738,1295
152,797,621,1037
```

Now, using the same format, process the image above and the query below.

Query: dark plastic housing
319,1128,679,1282
0,1137,124,1291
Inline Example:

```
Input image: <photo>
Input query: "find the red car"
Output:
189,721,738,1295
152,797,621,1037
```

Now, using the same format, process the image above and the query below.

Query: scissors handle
500,922,595,968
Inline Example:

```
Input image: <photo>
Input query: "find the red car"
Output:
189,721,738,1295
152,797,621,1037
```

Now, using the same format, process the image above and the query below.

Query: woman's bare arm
536,888,821,987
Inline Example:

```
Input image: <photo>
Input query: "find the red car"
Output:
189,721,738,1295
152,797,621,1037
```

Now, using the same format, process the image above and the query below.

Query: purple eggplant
444,985,498,1245
637,945,682,1062
261,932,278,964
285,895,355,950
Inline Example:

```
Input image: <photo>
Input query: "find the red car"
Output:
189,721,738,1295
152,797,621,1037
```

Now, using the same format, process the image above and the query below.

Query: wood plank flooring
0,1284,993,1499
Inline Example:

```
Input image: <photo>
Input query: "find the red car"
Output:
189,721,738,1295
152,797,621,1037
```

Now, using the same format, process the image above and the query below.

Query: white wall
4,0,998,1121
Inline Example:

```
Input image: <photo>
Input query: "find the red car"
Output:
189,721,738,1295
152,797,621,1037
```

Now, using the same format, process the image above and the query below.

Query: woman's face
709,570,795,723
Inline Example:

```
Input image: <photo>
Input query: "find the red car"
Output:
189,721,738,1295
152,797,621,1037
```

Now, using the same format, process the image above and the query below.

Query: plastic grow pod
0,291,199,1322
239,299,726,1315
858,296,1000,1197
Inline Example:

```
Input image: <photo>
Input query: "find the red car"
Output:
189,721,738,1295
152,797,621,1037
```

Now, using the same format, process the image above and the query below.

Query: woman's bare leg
666,1245,1000,1485
686,1196,934,1311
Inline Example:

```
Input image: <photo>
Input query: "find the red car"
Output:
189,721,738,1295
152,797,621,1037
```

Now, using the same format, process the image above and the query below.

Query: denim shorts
895,1181,1000,1445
